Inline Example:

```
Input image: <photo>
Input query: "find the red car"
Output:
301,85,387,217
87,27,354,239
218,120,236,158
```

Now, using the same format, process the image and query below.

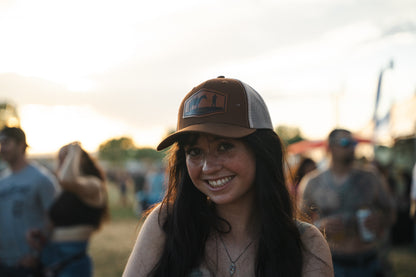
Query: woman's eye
218,142,233,152
186,148,201,157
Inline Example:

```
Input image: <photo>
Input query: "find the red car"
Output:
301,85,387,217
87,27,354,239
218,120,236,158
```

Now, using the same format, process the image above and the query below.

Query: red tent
287,140,326,155
287,137,372,155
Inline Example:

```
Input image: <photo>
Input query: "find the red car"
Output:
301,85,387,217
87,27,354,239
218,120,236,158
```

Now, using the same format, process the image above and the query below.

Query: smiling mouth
207,176,233,188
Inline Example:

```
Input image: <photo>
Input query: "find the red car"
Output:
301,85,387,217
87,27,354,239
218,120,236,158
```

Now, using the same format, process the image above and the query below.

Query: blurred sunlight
20,105,165,155
1,0,415,155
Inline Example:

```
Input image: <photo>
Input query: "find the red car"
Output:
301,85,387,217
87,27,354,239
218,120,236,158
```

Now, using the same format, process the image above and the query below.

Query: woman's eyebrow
207,135,229,142
185,135,231,147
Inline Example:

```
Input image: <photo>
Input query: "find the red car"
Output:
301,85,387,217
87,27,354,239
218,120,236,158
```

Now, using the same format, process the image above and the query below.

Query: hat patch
183,90,226,118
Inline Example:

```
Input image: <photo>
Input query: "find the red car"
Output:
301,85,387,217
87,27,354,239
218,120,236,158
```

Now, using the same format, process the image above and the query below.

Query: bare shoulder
297,221,334,277
298,221,327,251
123,204,166,277
142,204,167,236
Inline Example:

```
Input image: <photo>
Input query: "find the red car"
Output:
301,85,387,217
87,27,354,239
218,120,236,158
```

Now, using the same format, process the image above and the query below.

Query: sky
0,0,415,155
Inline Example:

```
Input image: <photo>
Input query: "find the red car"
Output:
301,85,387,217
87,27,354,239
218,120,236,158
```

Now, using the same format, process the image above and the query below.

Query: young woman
123,77,333,277
28,142,109,276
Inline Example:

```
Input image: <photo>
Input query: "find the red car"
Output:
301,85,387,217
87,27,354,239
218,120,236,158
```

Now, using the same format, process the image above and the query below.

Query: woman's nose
202,153,222,173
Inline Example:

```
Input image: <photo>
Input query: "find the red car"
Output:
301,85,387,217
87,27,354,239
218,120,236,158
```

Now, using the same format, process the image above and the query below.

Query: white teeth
207,176,232,187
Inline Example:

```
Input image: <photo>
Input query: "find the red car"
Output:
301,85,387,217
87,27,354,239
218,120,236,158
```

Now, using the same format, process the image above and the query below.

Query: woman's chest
193,236,256,277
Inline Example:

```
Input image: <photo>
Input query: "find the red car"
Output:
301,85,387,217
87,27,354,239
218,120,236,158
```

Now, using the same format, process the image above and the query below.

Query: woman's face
185,134,256,206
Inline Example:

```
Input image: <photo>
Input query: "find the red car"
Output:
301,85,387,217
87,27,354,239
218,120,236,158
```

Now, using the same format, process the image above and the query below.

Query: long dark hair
149,129,303,276
79,148,110,226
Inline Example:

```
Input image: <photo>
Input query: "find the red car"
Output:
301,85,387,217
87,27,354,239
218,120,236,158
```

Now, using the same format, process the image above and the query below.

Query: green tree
98,137,136,166
0,102,20,130
275,125,304,146
133,147,165,162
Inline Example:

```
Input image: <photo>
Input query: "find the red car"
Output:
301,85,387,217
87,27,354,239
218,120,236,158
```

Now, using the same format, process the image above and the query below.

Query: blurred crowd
1,125,415,277
289,129,415,276
106,163,166,215
289,141,415,248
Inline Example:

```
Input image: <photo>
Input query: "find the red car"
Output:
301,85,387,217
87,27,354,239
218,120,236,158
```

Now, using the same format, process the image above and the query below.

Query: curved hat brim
156,123,255,151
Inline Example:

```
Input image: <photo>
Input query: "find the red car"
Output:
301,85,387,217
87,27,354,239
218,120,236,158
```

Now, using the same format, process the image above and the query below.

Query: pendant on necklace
229,262,236,275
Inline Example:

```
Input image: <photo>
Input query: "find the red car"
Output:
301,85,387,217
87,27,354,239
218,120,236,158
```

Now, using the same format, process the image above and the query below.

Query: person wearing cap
298,128,395,277
0,126,59,276
123,77,333,277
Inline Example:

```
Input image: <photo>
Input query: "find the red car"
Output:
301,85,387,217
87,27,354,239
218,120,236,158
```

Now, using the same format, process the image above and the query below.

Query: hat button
217,75,225,78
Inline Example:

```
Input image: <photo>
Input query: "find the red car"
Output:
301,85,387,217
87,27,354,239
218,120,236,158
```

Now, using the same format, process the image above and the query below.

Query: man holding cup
298,128,395,277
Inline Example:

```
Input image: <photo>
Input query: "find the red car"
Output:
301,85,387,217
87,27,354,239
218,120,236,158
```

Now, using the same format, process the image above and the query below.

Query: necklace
218,234,255,276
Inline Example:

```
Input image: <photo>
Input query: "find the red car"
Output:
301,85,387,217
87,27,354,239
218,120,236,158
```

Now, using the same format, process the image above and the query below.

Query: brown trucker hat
157,76,273,151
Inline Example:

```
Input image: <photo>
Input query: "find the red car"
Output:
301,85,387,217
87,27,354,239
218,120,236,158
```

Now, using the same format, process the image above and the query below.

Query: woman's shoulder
297,221,326,246
296,221,334,277
143,204,166,228
138,204,168,242
123,204,166,277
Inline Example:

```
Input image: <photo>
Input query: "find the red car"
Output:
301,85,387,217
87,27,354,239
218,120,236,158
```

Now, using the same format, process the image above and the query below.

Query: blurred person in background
411,162,416,247
141,165,166,211
0,127,59,277
298,128,395,277
28,142,109,277
117,170,131,207
290,157,317,201
132,169,146,215
389,169,414,245
123,77,333,276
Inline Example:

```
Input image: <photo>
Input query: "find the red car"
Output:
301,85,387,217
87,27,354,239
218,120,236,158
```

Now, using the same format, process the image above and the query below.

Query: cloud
0,73,69,105
1,0,416,153
382,21,416,37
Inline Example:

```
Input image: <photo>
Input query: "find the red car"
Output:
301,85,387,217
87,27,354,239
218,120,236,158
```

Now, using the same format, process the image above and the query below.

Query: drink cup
356,209,375,242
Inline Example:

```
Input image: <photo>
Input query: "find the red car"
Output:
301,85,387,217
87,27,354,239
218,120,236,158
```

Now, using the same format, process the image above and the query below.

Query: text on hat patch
183,90,227,118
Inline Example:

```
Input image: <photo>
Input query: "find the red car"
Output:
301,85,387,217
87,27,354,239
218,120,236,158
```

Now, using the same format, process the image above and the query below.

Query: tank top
49,191,104,227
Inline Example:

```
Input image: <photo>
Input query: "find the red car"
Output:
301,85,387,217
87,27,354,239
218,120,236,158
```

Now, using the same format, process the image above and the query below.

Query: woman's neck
216,197,257,242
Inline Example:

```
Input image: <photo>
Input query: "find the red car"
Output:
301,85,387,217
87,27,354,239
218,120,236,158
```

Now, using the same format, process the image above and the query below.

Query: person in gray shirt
298,128,395,277
0,127,59,276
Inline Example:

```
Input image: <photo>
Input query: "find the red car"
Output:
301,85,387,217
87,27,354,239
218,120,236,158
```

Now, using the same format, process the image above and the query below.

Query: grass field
90,184,416,277
91,218,138,277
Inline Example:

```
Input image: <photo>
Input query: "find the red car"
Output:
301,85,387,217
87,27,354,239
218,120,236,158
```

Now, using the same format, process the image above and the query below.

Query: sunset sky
1,0,415,155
